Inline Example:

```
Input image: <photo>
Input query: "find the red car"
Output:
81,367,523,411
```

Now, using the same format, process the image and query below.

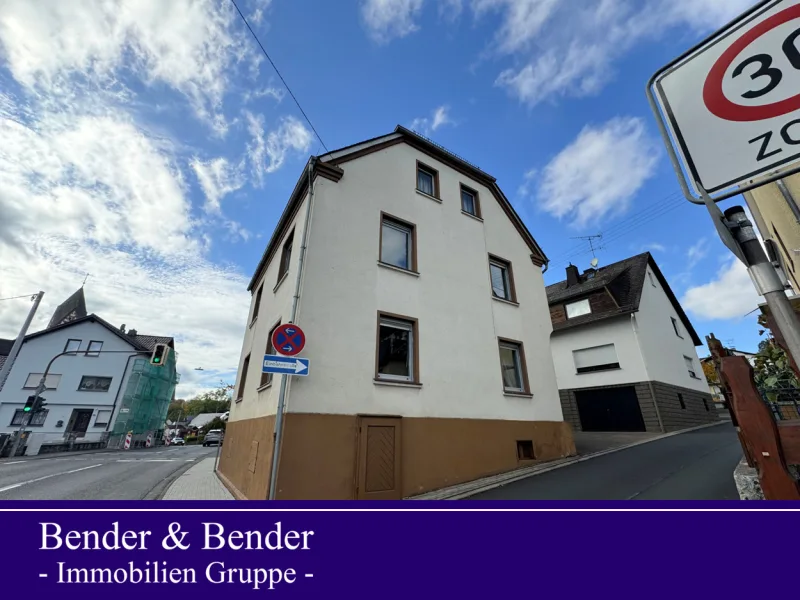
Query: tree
175,381,233,421
201,417,226,434
753,340,799,401
702,361,718,385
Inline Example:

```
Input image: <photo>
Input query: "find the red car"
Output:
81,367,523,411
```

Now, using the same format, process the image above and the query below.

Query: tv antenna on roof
570,234,603,265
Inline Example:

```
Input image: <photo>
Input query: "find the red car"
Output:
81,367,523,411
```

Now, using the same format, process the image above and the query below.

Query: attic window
565,299,591,319
648,272,657,287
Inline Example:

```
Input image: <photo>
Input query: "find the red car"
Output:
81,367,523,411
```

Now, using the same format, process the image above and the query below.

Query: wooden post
720,356,800,500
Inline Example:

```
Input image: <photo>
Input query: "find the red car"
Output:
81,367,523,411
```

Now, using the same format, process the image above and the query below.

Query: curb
411,421,728,500
146,458,202,501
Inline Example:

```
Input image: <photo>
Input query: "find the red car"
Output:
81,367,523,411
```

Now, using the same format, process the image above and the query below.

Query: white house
220,125,575,500
0,289,178,455
546,254,718,433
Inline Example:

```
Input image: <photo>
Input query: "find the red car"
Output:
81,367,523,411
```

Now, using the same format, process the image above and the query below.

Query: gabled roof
23,314,174,353
47,287,88,328
546,252,702,346
0,338,14,357
246,125,548,291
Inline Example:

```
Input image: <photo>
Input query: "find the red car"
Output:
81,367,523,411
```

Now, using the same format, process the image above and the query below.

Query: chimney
120,324,126,333
128,328,138,336
566,264,580,287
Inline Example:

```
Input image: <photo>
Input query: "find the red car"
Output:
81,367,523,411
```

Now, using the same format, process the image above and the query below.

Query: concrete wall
550,315,648,390
0,320,138,446
635,264,711,394
285,142,562,421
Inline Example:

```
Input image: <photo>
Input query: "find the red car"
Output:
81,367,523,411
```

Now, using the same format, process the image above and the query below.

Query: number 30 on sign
652,1,800,196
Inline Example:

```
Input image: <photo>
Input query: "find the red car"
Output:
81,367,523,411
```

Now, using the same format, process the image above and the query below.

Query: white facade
551,264,711,394
230,140,563,424
0,320,138,453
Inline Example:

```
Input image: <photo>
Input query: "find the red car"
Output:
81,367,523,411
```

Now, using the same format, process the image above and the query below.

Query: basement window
678,393,686,410
517,440,535,460
703,398,709,412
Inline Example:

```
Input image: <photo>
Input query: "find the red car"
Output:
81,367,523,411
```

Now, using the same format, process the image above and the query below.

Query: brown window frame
237,354,251,402
488,254,518,303
374,311,420,385
276,228,295,288
416,161,440,199
260,320,281,388
379,212,418,273
460,184,481,219
498,337,531,396
251,284,264,325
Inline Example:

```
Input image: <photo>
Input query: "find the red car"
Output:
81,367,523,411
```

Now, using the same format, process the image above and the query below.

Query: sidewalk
161,456,233,500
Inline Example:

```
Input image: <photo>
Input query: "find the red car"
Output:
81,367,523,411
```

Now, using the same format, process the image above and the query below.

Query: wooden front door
357,417,402,500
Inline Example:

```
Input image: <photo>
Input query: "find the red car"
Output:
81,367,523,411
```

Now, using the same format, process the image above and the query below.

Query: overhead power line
0,294,38,303
229,0,329,153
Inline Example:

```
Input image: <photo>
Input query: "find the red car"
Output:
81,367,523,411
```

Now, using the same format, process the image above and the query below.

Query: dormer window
566,299,591,319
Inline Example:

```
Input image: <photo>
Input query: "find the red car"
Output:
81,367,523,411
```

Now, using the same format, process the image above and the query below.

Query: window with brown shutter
237,354,251,402
261,322,281,388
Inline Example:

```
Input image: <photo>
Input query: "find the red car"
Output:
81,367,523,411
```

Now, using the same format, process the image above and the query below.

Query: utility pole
722,204,800,369
0,291,44,393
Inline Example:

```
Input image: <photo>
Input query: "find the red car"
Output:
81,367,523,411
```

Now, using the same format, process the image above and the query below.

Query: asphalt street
468,422,742,500
0,445,216,500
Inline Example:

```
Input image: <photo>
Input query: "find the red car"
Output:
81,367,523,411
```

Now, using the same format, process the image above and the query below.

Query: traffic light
150,343,169,366
34,396,47,413
23,396,35,413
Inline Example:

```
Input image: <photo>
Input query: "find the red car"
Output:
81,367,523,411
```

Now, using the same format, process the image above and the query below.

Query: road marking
185,459,195,462
0,464,102,494
1,461,26,465
117,459,176,463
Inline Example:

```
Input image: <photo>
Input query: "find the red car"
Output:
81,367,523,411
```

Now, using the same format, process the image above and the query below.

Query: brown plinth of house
218,414,576,500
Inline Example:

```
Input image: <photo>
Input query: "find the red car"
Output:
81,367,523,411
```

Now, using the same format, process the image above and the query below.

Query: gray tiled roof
47,287,88,329
0,338,14,356
130,334,173,351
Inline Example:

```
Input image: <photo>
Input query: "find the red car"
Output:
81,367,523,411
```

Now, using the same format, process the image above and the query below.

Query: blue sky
0,0,766,396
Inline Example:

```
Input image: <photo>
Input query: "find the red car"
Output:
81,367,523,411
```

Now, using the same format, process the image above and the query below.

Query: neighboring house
0,338,13,374
188,413,224,430
700,350,756,407
0,289,179,455
546,253,718,433
220,125,574,500
742,172,800,293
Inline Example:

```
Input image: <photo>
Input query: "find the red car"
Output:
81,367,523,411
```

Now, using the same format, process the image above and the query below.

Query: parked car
171,437,185,446
203,430,223,447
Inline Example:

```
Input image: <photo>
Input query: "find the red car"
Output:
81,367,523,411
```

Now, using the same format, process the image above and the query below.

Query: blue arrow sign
262,354,310,376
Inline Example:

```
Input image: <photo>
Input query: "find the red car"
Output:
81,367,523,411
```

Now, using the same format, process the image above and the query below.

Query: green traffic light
23,406,31,412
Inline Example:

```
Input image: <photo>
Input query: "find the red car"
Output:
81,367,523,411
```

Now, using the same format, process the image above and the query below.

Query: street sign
649,0,800,201
272,324,306,356
262,354,310,376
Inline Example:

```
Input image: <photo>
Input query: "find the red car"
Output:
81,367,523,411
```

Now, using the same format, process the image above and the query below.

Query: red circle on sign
704,4,800,122
271,324,306,357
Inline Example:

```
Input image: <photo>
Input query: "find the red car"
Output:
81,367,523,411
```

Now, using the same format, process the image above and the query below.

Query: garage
575,386,646,432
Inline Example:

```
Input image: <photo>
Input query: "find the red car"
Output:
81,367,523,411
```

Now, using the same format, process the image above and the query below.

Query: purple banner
0,501,793,598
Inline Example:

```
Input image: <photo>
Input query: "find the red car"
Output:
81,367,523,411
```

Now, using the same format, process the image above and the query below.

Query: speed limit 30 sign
650,0,800,201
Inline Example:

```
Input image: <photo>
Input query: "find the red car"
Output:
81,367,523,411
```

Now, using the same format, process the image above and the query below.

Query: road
468,423,742,500
0,445,216,500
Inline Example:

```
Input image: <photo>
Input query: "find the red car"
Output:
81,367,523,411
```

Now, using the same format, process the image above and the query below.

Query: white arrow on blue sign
262,354,310,376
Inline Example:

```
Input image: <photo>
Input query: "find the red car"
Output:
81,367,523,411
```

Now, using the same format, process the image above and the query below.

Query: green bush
184,436,198,445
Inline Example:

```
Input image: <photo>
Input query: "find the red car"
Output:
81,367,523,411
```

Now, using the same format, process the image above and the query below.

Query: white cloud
243,86,285,104
0,0,255,135
476,0,753,107
687,238,710,268
361,0,425,43
249,0,273,25
245,112,313,186
410,105,454,136
531,117,660,228
439,0,464,21
681,258,762,320
191,157,245,214
640,242,667,253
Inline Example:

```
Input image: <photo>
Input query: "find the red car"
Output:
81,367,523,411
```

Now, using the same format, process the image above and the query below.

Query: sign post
647,0,800,369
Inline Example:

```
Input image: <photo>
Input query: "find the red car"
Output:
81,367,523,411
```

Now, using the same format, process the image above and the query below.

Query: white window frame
566,298,591,319
381,218,413,270
23,373,61,390
377,317,414,382
671,317,683,339
461,188,477,215
489,260,511,300
95,410,112,426
648,272,657,287
499,341,525,393
78,375,113,392
684,356,697,379
573,344,620,374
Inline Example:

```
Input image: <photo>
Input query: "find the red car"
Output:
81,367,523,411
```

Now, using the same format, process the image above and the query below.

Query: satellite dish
590,257,599,267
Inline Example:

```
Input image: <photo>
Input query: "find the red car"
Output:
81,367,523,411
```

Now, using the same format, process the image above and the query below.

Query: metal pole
724,206,800,369
0,291,44,392
268,157,316,500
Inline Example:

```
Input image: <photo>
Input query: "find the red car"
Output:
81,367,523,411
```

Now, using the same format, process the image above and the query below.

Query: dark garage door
575,386,646,432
